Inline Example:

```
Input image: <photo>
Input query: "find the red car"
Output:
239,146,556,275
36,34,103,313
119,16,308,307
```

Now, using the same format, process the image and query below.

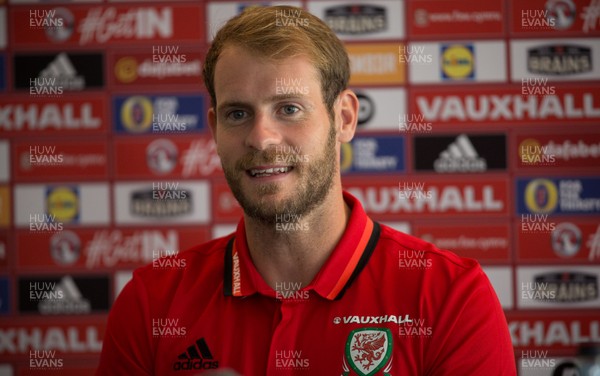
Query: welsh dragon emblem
344,328,392,376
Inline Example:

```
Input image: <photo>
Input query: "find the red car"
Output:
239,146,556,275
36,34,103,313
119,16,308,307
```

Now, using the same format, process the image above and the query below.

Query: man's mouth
247,166,294,178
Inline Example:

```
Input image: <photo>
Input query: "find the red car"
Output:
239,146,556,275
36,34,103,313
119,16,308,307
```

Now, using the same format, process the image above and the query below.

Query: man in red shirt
98,5,516,375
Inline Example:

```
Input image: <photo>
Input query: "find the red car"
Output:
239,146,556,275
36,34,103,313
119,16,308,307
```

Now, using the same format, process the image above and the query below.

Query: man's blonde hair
203,5,350,115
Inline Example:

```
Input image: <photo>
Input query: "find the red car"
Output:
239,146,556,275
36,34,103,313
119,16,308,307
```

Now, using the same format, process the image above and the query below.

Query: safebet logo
173,338,218,371
516,133,600,169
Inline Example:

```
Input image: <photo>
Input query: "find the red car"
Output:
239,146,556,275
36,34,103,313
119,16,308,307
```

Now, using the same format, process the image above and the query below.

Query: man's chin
236,188,293,220
243,205,292,225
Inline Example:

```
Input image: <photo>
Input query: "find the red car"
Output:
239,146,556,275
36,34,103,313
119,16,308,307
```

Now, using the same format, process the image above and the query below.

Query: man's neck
243,189,351,290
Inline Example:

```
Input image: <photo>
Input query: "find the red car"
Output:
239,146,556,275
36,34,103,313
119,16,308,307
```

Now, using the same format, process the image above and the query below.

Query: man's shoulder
376,222,480,273
133,234,233,283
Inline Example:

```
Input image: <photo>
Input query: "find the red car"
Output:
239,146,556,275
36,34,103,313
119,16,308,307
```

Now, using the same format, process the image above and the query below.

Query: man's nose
244,112,283,151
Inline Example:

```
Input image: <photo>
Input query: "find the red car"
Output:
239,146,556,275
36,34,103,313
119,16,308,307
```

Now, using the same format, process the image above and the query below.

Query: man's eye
281,105,299,115
228,110,246,120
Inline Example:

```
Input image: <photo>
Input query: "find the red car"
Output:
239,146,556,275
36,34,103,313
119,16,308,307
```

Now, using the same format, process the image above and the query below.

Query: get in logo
521,178,559,214
343,328,392,376
46,186,79,223
441,44,474,80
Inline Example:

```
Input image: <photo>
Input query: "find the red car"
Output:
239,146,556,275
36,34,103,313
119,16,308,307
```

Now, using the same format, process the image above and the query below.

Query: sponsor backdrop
0,0,599,374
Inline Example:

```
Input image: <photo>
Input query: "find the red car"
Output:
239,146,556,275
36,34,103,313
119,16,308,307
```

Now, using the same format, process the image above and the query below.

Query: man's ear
207,107,217,142
336,89,359,143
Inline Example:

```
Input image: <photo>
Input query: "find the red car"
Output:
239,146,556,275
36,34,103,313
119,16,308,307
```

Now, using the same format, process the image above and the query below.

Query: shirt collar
223,191,381,301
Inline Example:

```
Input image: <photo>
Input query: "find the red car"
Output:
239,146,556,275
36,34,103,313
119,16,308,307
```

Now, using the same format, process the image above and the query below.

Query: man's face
209,46,339,223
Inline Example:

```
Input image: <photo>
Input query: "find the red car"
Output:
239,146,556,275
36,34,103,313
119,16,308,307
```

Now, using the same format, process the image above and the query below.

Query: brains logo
115,57,139,84
525,179,559,214
441,44,474,80
121,96,153,133
340,143,353,173
344,328,392,376
46,186,79,223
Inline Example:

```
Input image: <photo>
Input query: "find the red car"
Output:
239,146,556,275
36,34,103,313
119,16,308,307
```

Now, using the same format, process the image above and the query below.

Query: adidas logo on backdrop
433,134,487,172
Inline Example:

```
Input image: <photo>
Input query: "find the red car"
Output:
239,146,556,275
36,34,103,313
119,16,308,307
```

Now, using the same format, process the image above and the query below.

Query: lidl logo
344,328,392,376
441,44,474,80
46,186,79,223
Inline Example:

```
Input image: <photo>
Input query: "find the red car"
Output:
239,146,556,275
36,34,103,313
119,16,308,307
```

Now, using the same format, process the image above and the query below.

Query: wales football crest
344,327,392,376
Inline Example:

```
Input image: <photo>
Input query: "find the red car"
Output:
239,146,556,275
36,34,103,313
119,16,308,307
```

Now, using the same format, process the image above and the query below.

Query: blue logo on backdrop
517,177,600,215
0,277,9,315
341,135,405,174
113,94,205,134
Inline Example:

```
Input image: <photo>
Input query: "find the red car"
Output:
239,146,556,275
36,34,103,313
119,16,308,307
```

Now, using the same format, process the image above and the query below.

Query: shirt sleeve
96,272,154,376
425,265,517,375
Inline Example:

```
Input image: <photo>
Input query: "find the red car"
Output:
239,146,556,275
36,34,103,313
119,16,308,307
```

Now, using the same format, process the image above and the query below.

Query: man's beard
221,124,338,225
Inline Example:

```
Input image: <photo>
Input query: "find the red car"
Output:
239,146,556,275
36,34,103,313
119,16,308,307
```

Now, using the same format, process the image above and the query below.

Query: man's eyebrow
216,101,249,113
265,93,308,102
217,94,309,113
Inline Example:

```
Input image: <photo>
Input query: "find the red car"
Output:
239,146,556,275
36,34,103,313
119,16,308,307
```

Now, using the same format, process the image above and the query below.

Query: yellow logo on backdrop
0,186,10,227
340,143,353,172
121,96,153,133
47,186,79,223
519,138,542,161
115,57,138,83
441,44,474,80
524,178,558,214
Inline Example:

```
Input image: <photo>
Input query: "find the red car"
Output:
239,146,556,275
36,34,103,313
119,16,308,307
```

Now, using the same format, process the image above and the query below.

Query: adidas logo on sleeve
172,338,219,371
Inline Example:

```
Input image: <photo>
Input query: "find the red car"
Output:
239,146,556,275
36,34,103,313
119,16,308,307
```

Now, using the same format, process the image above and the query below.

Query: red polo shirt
97,192,516,375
